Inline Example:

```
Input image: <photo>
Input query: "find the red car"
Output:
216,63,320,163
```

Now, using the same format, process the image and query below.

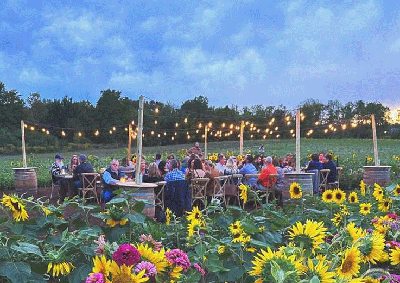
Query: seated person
215,153,227,175
143,162,163,183
239,154,258,186
154,153,162,166
225,156,239,174
164,159,185,183
158,160,168,178
306,154,323,171
102,159,126,202
67,154,79,173
72,154,94,195
258,156,277,190
322,154,337,183
50,154,64,185
188,158,207,180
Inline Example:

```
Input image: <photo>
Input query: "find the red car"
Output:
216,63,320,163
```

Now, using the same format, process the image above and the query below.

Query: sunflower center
341,258,354,273
335,194,342,200
326,194,332,199
293,187,300,194
350,196,355,202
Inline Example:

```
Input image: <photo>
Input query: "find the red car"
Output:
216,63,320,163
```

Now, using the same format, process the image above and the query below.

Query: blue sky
1,0,400,109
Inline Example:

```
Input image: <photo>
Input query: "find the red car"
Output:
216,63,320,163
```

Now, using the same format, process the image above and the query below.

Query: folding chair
80,173,100,203
190,177,209,209
327,167,342,189
155,181,166,210
257,174,278,204
319,169,330,192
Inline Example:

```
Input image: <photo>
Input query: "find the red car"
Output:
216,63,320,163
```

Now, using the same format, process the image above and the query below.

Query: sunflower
166,208,171,225
238,184,248,204
360,180,366,196
348,192,358,203
336,247,361,279
362,276,380,283
105,206,128,227
304,258,335,283
92,255,111,276
218,245,225,254
357,232,385,264
393,184,400,197
1,194,29,221
289,182,302,199
332,189,346,204
169,266,183,279
322,190,334,203
340,204,350,216
359,203,371,215
135,244,168,273
187,219,203,237
378,198,392,212
390,246,400,265
331,212,343,227
249,247,303,283
109,261,148,283
373,184,384,201
288,220,326,252
187,206,202,222
346,222,365,243
106,218,129,228
229,221,242,235
47,262,75,277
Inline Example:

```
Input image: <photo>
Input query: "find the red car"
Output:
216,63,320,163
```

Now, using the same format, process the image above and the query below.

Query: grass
1,138,399,190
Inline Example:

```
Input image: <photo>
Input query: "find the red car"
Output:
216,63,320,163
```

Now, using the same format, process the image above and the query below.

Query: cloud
286,62,348,80
141,17,158,31
0,52,9,71
19,67,56,84
390,38,400,52
108,71,164,91
339,0,380,33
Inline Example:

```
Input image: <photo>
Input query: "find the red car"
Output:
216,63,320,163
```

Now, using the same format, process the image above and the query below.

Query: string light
172,136,174,140
78,132,82,137
198,123,202,128
41,128,46,132
30,126,35,131
61,130,66,136
151,131,154,135
109,130,112,134
112,127,116,131
157,134,161,137
124,127,128,131
154,120,158,125
24,124,28,128
46,130,50,135
184,117,188,123
164,132,167,136
131,120,135,124
94,130,99,136
221,123,225,128
154,107,159,113
175,123,179,127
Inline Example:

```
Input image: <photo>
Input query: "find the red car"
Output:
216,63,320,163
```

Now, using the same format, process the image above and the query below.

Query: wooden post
240,121,244,155
21,120,27,168
204,125,208,159
128,124,132,164
371,114,380,166
296,109,300,173
135,96,144,184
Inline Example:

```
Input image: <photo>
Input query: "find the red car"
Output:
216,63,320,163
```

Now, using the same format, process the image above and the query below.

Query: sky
1,0,400,109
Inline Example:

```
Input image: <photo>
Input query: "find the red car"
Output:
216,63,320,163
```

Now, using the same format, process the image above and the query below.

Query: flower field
1,178,400,282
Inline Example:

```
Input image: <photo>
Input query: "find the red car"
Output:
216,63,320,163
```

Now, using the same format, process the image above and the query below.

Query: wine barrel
363,166,391,186
12,167,38,196
282,173,314,201
127,187,155,219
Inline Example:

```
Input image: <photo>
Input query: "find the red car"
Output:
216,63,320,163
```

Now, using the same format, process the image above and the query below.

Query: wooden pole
128,124,132,164
240,121,244,155
296,109,300,173
371,114,380,166
21,120,27,168
204,125,208,159
135,96,144,184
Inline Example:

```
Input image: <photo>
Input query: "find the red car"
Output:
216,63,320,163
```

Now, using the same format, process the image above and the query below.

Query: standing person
239,154,258,186
215,153,227,175
72,154,94,195
102,159,126,202
67,154,79,173
187,142,203,158
50,154,64,185
259,144,265,155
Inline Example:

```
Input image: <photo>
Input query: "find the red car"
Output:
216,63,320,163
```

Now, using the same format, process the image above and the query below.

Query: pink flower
165,249,191,271
86,273,105,283
139,234,162,252
193,263,205,276
113,244,141,266
94,235,106,255
388,214,398,220
134,261,157,277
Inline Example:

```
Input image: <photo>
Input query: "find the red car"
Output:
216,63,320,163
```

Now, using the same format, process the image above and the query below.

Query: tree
0,82,25,129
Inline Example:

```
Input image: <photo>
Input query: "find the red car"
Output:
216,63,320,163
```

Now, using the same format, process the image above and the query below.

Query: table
58,174,74,198
115,181,158,188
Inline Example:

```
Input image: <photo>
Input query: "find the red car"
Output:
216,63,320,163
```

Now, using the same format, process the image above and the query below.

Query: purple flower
366,229,374,234
193,263,205,276
391,274,400,282
86,273,105,283
134,261,157,277
165,249,191,271
112,244,141,266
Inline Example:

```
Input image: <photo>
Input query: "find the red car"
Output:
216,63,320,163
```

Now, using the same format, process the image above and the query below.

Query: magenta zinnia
86,272,105,283
112,244,141,266
134,261,157,278
165,249,191,271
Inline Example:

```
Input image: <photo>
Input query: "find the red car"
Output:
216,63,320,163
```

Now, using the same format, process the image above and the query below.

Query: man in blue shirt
102,159,126,202
239,154,258,186
165,160,185,183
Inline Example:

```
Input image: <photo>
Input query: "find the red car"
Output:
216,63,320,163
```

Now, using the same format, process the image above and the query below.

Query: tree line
0,81,397,152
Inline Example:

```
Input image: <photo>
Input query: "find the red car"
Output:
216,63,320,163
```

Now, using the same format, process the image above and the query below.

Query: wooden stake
21,120,27,168
240,121,244,155
128,124,132,164
371,114,380,166
135,96,144,184
296,109,300,173
204,125,208,158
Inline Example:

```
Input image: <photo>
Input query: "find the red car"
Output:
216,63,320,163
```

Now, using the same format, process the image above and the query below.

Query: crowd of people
49,142,338,206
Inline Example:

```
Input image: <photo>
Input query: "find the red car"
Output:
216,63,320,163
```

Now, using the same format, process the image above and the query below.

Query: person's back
165,160,185,183
323,154,337,183
258,157,277,188
306,154,323,171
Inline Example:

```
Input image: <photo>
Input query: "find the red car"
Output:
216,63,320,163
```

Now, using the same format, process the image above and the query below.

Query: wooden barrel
12,167,38,196
363,166,391,186
128,187,155,219
282,173,314,201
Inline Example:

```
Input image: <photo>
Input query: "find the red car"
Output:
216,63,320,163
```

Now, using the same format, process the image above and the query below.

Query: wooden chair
214,176,229,206
80,173,100,203
243,174,260,190
224,175,241,207
319,169,330,192
190,178,209,209
258,174,278,204
155,181,166,210
327,167,342,189
50,179,60,200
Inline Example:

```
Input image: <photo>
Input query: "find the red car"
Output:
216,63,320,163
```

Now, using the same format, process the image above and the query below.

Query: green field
1,138,399,190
